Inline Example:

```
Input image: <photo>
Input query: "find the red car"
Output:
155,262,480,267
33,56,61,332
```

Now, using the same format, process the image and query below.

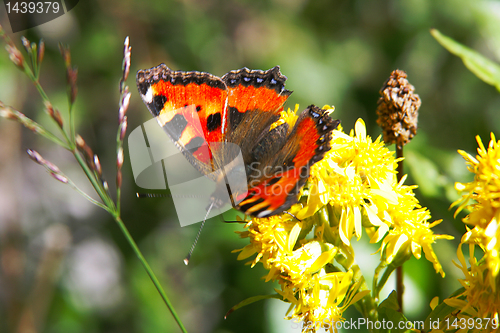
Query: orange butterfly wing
136,64,228,175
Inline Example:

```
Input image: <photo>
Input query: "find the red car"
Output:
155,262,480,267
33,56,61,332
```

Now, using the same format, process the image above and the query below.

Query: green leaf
224,294,283,319
378,290,401,312
405,150,442,198
431,29,500,92
377,291,410,333
424,287,465,331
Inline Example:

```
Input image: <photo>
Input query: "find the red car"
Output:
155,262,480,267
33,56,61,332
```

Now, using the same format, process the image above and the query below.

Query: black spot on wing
207,113,222,132
164,114,188,141
148,95,168,117
185,136,206,153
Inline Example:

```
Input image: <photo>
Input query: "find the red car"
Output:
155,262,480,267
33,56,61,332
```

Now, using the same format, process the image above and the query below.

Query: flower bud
75,135,94,169
94,154,102,176
120,117,128,141
68,67,78,105
37,39,45,65
44,101,64,128
119,90,130,123
59,43,71,68
45,160,61,174
6,45,24,69
21,36,31,53
51,172,69,184
53,109,64,129
122,36,131,82
117,147,124,169
0,107,16,120
76,134,85,149
27,149,45,165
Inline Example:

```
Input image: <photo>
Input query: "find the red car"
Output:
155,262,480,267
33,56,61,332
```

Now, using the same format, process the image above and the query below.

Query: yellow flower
308,119,451,271
305,119,395,242
454,133,500,213
380,219,452,277
236,214,295,268
434,244,500,331
270,104,299,131
235,113,450,331
379,177,453,276
281,269,369,332
236,214,368,332
431,133,500,333
453,133,500,286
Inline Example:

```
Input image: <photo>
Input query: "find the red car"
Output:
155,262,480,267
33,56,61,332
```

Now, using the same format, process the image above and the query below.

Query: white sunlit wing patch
221,98,228,135
142,86,154,104
257,210,273,218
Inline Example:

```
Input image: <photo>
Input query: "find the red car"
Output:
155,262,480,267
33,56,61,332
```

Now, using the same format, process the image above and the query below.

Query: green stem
116,186,121,215
0,32,187,333
115,124,123,215
396,145,404,312
376,265,397,299
66,179,111,213
2,106,70,149
351,264,378,321
68,103,75,145
32,123,69,148
25,68,49,102
113,216,188,333
24,65,74,147
372,261,386,301
73,150,115,210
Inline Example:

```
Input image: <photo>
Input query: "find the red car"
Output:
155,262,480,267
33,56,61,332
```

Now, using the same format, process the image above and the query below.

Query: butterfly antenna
136,192,204,199
283,211,302,222
136,192,170,198
184,200,215,265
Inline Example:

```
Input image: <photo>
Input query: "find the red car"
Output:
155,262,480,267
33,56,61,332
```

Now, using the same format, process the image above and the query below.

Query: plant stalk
113,216,188,333
396,144,404,312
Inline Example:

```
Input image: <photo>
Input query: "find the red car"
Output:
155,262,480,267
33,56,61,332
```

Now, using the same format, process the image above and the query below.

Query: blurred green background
1,0,499,332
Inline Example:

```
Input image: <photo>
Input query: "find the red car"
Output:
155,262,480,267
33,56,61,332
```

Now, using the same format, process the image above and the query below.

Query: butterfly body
136,64,339,218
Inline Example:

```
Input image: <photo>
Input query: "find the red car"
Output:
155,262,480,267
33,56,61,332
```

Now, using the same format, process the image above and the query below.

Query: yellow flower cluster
236,107,451,331
454,134,500,283
446,133,500,320
307,117,452,274
450,243,500,321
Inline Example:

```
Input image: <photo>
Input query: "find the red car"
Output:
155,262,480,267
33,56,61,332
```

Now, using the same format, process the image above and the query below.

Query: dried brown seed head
376,69,421,148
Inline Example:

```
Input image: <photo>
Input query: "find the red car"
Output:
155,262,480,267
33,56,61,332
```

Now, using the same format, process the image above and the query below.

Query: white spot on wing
257,210,272,218
143,87,153,104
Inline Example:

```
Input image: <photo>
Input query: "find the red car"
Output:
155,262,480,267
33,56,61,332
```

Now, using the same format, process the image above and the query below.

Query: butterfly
136,64,339,219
